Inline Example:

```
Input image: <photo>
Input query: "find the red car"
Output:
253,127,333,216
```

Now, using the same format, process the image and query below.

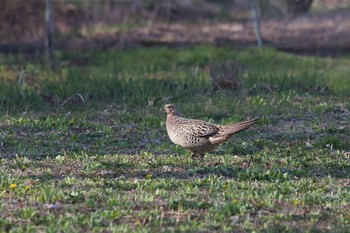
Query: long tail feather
220,118,259,136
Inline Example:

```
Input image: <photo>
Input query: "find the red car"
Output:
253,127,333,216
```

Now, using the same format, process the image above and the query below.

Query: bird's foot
191,152,197,159
191,153,205,161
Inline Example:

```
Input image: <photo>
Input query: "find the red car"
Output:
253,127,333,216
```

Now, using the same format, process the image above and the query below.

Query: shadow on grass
16,159,350,190
91,160,350,180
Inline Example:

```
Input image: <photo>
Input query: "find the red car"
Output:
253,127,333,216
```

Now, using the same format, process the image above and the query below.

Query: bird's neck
167,112,179,120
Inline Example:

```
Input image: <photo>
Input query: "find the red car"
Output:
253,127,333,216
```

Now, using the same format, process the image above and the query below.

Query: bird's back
166,115,218,151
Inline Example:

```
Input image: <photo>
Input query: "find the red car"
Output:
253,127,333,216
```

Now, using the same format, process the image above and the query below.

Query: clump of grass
209,60,245,91
0,66,210,112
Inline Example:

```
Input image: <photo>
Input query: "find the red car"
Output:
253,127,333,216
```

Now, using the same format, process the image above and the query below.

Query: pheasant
163,104,258,159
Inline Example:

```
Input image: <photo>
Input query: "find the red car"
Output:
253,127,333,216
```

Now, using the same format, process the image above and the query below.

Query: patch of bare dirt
262,11,350,52
64,11,350,56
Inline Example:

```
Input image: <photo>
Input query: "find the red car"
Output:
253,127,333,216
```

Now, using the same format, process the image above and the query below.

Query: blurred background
1,0,350,56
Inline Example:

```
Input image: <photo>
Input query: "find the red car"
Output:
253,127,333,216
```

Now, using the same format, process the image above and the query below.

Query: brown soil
65,10,350,56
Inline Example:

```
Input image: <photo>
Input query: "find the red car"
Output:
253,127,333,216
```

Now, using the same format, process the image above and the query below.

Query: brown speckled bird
163,104,258,159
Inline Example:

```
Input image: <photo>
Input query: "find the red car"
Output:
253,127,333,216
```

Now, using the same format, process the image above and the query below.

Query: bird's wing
179,118,219,137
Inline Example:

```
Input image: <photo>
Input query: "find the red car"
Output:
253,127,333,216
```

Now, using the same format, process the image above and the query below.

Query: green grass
1,45,350,114
0,45,350,232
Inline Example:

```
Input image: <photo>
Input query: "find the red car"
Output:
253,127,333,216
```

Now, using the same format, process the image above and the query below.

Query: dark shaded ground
1,0,350,57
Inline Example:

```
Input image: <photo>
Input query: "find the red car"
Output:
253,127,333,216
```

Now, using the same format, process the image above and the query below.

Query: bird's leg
191,152,205,161
191,152,198,159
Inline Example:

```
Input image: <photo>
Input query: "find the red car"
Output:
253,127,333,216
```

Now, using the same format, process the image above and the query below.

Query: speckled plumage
163,104,258,159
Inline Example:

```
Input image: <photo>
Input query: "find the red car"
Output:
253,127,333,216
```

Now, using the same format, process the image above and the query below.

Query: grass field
0,45,350,232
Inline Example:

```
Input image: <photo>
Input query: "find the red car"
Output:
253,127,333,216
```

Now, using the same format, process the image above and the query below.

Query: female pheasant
163,104,258,159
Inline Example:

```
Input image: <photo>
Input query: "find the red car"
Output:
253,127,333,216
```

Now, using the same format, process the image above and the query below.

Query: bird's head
163,104,179,116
